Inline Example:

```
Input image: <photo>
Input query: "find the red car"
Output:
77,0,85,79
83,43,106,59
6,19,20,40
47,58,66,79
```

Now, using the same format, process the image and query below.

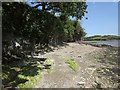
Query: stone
78,55,81,58
77,81,85,85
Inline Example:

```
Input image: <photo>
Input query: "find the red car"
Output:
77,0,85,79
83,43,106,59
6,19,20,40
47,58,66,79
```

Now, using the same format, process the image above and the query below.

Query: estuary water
85,41,120,47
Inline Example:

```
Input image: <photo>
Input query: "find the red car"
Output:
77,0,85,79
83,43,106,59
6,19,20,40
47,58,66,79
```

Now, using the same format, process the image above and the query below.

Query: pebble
77,81,85,85
78,55,81,58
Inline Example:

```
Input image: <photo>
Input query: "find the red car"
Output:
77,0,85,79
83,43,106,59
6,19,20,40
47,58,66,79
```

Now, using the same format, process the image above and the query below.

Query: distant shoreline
84,40,120,41
82,41,119,48
84,35,120,41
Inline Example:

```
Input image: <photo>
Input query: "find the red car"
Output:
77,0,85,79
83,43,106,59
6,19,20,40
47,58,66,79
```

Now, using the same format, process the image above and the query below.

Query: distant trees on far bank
84,35,120,41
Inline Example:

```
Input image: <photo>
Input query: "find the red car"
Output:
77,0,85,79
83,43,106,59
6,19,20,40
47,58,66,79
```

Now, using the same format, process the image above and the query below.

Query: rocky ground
35,42,119,88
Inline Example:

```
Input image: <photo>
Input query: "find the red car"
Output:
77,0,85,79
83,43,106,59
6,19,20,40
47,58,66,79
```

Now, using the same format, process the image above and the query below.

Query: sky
81,2,118,36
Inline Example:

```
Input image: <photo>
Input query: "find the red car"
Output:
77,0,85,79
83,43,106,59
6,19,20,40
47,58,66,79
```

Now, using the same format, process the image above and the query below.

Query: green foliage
2,2,87,65
32,2,88,19
63,18,75,41
2,2,87,88
65,59,78,72
2,60,53,88
2,2,87,46
2,61,40,88
62,18,87,42
74,21,87,41
17,62,42,88
18,67,42,87
44,59,54,72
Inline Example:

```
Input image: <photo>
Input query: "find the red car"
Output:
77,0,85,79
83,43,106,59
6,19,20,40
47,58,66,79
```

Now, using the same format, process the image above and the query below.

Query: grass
2,59,54,88
17,61,43,88
65,59,78,72
18,73,41,88
18,59,54,88
44,59,54,73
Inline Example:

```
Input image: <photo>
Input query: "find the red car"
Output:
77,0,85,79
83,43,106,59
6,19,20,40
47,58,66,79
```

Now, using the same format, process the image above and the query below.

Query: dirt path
35,43,119,88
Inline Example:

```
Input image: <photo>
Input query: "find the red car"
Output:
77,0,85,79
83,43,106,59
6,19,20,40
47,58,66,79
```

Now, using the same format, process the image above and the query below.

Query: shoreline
37,42,119,88
82,41,119,48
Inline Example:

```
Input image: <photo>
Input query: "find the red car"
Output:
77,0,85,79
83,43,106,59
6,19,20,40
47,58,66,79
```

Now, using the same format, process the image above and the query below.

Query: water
86,41,120,47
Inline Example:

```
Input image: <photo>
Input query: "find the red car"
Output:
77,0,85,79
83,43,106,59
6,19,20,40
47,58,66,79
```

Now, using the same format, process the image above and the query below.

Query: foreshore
3,42,119,88
37,42,119,88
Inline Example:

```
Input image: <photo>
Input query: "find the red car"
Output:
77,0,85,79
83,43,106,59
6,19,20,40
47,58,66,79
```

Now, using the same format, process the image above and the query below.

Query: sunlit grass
17,62,42,88
2,59,54,88
18,59,54,88
65,59,78,72
44,59,54,73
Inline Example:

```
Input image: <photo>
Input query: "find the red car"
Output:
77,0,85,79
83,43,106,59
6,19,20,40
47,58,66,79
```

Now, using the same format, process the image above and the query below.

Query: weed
65,59,78,72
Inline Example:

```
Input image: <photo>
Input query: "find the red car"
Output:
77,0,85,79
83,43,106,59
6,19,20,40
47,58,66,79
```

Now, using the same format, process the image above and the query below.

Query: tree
74,21,87,41
27,2,88,44
2,2,87,64
29,2,88,20
60,17,87,42
61,18,75,42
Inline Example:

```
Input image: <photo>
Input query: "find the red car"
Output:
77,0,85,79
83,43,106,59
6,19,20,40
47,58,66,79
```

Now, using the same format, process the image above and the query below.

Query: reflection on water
86,41,120,47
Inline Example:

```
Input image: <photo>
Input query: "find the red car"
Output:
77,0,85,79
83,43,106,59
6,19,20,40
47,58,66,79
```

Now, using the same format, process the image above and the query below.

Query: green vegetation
44,59,54,72
2,2,87,64
17,61,42,88
2,2,87,88
63,18,87,42
84,35,120,41
2,59,54,88
65,59,78,72
2,61,42,88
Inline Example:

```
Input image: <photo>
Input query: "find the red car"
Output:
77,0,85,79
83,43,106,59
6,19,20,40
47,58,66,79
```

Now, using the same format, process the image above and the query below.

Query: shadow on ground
2,42,69,88
2,57,46,88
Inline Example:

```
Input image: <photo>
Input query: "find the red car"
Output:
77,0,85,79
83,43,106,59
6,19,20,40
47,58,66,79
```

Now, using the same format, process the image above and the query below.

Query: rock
77,81,85,85
15,42,20,47
93,81,102,89
78,55,81,58
77,82,85,88
40,61,44,64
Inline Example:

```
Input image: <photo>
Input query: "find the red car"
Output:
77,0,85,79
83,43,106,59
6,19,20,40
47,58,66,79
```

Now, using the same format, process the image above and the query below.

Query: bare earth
35,43,119,88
